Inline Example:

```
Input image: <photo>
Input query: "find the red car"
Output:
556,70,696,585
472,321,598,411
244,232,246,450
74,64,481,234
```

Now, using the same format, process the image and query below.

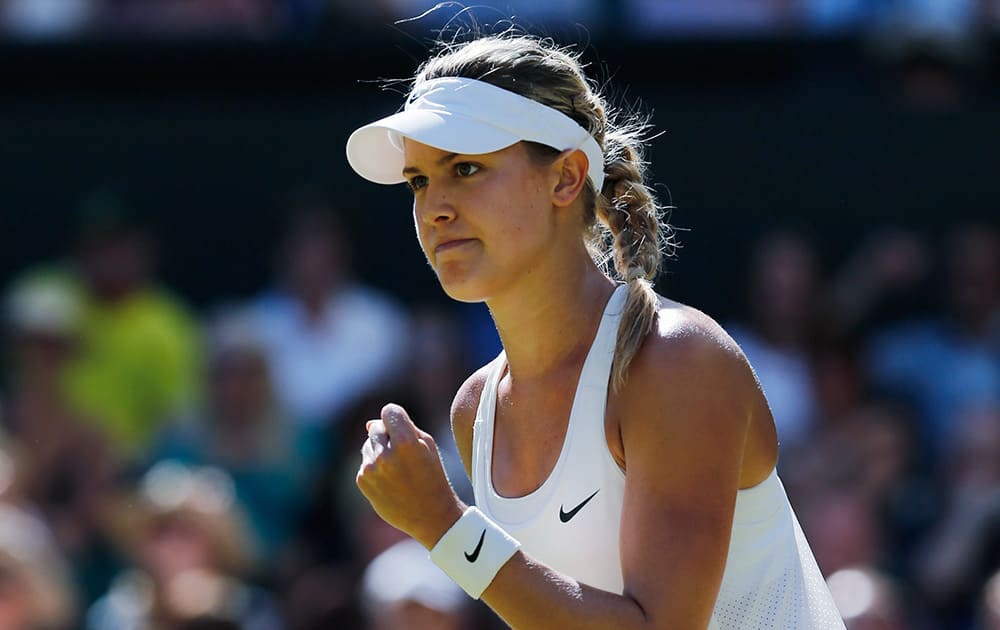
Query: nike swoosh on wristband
465,529,486,562
559,489,600,523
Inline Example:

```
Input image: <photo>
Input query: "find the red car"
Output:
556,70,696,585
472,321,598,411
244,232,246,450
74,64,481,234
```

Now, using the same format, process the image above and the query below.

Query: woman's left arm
614,320,755,627
357,317,756,629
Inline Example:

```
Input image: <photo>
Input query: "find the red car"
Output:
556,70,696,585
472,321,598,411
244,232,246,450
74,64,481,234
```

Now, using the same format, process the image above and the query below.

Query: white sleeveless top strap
472,283,628,592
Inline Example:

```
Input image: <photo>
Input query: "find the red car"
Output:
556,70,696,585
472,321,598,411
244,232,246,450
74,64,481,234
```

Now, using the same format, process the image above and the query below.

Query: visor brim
346,109,522,185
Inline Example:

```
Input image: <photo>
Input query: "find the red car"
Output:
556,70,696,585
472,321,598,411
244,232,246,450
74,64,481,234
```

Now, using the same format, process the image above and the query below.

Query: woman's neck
487,255,615,381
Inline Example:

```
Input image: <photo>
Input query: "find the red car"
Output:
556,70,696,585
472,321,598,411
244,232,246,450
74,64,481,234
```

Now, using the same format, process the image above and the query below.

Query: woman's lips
435,238,476,255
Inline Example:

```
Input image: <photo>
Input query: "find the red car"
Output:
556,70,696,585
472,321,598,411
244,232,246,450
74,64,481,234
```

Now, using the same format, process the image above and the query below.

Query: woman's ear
551,149,590,207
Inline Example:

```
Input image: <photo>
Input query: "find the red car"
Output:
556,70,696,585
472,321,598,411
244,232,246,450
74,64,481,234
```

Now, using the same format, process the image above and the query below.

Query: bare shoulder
449,359,496,479
615,295,778,485
642,296,751,379
451,361,493,433
622,296,759,435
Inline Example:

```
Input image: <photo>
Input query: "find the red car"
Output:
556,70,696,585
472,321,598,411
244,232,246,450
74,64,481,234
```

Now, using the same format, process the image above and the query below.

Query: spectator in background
10,187,203,467
0,501,80,630
290,304,479,595
279,305,480,629
403,305,476,504
280,430,408,630
89,460,284,630
784,398,935,590
144,306,326,581
359,537,472,630
727,229,822,451
797,483,883,579
286,418,500,630
1,273,120,606
824,227,931,341
826,565,907,630
864,223,1000,456
837,404,932,578
912,403,1000,627
249,188,410,429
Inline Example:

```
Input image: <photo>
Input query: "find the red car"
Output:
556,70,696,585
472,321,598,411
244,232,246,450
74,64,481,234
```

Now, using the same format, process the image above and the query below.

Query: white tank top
471,284,846,628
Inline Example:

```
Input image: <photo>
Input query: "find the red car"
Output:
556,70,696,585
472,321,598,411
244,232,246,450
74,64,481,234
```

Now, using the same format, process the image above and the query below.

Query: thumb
381,403,420,443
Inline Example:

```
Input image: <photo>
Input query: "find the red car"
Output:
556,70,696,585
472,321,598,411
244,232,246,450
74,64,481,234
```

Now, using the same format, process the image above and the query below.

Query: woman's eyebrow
402,152,460,176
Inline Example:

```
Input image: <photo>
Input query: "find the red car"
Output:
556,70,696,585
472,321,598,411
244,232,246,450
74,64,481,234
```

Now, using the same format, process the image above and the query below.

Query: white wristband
429,506,521,599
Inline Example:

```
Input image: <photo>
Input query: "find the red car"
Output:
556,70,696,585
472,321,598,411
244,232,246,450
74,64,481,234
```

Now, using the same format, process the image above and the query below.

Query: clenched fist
356,403,466,549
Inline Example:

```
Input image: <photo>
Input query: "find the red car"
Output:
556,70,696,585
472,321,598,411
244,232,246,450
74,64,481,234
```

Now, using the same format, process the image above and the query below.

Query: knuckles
357,459,378,478
355,424,440,491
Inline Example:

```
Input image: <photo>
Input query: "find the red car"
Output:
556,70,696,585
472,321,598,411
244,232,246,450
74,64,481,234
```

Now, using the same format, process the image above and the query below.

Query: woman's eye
455,163,480,177
408,175,428,191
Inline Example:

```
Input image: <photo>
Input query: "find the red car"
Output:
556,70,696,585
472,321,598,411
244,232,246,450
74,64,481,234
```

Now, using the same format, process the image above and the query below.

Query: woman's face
403,140,559,303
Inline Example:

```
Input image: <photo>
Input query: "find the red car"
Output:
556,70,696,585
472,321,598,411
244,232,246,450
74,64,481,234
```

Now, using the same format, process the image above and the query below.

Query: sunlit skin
357,138,780,629
405,140,588,306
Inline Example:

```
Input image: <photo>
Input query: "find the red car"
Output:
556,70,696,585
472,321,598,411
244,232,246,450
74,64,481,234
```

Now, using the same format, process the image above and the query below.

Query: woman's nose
417,187,457,225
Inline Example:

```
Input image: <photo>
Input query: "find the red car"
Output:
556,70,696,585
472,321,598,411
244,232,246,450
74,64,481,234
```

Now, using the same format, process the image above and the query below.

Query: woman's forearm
481,551,653,630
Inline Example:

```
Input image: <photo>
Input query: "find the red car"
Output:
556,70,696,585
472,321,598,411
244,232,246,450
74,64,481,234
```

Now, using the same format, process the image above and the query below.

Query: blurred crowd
0,183,997,630
0,187,491,630
2,0,1000,41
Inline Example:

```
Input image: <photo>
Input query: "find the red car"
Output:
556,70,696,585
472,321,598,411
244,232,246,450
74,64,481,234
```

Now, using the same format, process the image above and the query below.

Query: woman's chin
437,274,490,304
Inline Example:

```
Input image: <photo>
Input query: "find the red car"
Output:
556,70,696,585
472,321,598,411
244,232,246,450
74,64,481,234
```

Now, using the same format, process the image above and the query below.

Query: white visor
346,76,605,191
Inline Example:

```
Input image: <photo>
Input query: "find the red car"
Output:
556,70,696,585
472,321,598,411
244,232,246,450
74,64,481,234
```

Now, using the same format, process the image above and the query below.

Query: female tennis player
348,32,845,629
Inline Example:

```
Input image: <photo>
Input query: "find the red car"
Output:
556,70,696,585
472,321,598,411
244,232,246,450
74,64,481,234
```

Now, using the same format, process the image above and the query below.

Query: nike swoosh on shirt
559,489,600,523
465,529,486,562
